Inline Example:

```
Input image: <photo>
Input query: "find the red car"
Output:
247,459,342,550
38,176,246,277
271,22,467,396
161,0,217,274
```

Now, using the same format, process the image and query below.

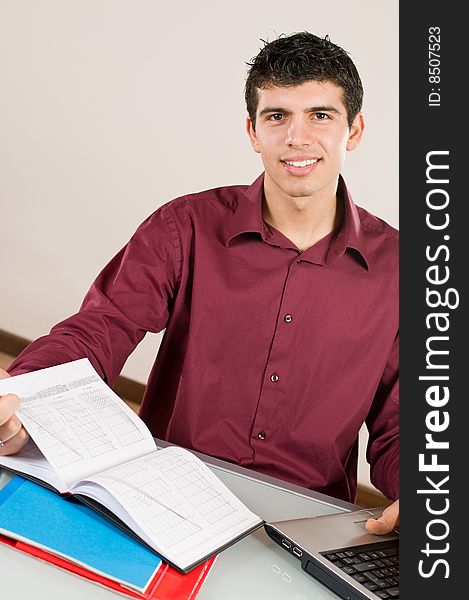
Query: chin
283,184,318,199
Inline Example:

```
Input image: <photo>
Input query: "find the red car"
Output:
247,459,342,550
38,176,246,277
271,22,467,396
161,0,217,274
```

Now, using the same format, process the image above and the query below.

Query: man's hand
365,499,399,535
0,368,29,456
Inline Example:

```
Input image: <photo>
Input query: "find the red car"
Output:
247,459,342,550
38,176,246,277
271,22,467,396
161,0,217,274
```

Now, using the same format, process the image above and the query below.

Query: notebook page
73,446,262,570
0,359,156,490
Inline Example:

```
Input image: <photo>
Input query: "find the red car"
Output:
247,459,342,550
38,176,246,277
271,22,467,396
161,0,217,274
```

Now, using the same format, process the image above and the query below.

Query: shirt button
284,314,292,323
270,373,279,382
257,431,266,440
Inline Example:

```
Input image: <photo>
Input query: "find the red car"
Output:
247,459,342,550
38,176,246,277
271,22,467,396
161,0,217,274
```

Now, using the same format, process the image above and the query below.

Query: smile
283,159,318,168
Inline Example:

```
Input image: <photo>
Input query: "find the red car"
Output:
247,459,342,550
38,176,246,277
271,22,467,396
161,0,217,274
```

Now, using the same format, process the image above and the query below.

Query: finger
365,502,399,535
0,394,21,426
0,368,11,380
365,516,394,535
0,426,29,456
0,414,23,444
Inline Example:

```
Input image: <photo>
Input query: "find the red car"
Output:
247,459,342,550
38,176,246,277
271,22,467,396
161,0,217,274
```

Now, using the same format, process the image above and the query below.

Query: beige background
0,1,398,491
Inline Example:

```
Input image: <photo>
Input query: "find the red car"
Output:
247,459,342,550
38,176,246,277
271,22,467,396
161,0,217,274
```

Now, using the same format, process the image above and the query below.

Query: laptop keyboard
321,540,399,599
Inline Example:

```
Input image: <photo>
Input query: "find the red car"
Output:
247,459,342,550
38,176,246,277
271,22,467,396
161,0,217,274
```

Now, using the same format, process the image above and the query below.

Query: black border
400,4,464,596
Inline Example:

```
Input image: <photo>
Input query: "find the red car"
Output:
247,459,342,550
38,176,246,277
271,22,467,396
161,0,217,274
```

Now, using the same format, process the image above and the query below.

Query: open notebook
0,359,263,573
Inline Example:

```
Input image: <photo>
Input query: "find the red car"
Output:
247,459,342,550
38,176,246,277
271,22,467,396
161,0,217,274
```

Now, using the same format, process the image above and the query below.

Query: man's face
246,80,364,204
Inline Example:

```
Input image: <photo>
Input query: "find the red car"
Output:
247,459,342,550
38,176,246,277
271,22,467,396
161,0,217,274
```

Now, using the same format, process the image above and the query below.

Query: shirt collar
225,173,266,244
225,172,370,271
326,175,370,270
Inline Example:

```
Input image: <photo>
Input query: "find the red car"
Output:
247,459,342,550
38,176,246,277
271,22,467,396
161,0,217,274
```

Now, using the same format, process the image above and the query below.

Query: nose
285,116,312,148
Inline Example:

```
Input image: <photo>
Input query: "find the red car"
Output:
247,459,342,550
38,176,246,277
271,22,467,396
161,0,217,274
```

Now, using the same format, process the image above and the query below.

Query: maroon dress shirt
9,173,399,503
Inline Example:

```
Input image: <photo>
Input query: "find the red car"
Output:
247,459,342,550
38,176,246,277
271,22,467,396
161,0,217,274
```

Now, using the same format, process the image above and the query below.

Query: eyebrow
258,105,342,117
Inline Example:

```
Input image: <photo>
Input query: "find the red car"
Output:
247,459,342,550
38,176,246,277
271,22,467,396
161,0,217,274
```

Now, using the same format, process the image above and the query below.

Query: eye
268,113,284,122
314,112,330,120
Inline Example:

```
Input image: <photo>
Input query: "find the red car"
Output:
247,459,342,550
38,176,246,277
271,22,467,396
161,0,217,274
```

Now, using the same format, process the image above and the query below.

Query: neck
262,178,342,252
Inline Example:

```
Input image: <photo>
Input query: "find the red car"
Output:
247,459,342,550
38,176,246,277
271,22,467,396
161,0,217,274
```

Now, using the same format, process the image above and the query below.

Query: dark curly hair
245,32,363,129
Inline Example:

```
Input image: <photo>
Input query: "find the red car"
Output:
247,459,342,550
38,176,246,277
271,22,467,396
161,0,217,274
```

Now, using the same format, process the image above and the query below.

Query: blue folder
0,475,162,591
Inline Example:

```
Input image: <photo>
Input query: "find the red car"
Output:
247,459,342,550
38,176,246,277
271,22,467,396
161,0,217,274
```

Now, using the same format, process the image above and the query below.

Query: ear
346,112,365,151
246,117,261,153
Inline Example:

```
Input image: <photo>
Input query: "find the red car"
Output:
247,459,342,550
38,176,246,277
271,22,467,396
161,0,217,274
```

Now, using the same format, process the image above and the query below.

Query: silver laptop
264,507,399,600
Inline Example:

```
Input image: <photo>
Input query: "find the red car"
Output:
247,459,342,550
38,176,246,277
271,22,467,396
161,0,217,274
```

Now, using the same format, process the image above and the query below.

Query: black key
374,559,385,567
367,574,390,589
359,553,371,561
373,569,387,578
343,557,355,564
375,591,391,599
333,560,345,568
342,566,356,575
352,573,368,583
353,561,378,572
363,582,378,591
387,587,399,597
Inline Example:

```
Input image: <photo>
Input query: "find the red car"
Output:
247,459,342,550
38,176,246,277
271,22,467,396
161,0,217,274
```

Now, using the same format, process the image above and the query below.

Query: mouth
281,158,320,176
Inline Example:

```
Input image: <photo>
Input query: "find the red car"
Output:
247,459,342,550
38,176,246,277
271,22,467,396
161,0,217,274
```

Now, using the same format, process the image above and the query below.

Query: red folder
0,533,216,599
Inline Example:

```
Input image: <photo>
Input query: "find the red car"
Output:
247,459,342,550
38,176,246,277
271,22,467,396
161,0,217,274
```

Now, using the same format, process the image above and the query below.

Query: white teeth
285,159,318,167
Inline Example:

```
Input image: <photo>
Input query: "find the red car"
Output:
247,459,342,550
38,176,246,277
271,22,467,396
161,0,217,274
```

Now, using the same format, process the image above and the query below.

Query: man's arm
2,206,180,457
8,206,179,385
364,332,399,534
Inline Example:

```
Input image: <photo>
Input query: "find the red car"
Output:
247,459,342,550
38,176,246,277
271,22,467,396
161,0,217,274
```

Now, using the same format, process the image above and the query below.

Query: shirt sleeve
365,332,399,501
8,205,181,386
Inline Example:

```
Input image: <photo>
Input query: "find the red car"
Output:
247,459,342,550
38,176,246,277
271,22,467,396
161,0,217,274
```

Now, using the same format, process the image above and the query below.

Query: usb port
293,547,303,557
281,538,292,549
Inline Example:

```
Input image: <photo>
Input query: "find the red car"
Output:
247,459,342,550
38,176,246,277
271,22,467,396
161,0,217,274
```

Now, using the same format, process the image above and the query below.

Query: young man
0,32,399,533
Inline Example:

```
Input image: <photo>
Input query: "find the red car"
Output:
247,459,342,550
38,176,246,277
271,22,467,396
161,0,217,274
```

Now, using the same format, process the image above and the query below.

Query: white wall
1,1,398,379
